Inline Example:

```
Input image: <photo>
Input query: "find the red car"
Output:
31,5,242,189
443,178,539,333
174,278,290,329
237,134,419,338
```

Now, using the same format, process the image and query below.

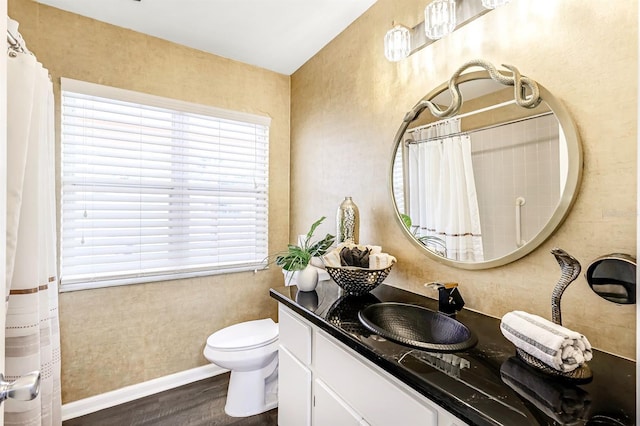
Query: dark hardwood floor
63,373,278,426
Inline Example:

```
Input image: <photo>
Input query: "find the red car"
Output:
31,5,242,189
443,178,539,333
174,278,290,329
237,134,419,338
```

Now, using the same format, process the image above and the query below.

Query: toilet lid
206,318,278,351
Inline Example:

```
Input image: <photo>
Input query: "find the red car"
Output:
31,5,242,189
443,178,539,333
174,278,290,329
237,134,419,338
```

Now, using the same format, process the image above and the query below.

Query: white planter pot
282,265,319,292
297,265,319,292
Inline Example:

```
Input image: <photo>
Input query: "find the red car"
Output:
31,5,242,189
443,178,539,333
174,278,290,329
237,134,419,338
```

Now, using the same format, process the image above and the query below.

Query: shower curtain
5,18,62,426
407,118,483,261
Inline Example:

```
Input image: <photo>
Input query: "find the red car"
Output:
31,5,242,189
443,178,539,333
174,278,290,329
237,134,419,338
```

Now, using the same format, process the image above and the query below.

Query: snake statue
515,248,592,382
550,248,582,326
403,59,542,122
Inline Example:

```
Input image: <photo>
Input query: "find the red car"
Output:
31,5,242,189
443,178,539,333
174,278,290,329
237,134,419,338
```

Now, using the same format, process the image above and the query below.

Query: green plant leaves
272,216,335,271
275,246,311,271
307,233,335,257
400,213,412,229
301,216,326,250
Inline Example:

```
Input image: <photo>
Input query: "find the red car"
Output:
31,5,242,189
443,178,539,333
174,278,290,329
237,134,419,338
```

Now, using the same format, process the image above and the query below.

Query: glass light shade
424,0,456,40
481,0,511,9
384,24,411,62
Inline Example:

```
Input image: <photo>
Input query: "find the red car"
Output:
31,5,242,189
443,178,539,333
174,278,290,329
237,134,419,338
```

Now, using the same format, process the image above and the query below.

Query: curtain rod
405,111,554,145
7,30,26,55
408,100,517,134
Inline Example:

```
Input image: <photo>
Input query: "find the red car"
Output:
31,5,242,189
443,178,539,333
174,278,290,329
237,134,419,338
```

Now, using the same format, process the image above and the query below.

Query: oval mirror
390,68,583,269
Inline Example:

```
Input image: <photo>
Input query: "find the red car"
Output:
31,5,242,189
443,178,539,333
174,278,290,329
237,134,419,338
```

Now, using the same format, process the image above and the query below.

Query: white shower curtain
407,118,483,261
5,18,62,426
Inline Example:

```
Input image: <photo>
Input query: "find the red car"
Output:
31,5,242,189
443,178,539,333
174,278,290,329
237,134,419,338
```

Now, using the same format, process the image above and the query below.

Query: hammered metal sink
358,302,478,352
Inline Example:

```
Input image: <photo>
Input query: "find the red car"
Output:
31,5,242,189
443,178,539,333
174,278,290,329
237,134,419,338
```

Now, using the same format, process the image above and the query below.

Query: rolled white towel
310,256,326,269
369,253,397,269
367,245,383,255
321,250,342,268
500,311,592,373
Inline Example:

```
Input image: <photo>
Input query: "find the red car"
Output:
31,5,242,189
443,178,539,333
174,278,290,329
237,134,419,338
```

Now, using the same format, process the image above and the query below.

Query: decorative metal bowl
325,264,394,296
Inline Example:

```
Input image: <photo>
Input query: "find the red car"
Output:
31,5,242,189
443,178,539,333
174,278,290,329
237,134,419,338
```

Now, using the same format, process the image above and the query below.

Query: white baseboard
61,364,228,421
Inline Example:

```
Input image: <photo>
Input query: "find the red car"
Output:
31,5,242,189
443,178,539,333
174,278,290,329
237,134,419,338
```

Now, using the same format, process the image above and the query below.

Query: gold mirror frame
389,68,583,270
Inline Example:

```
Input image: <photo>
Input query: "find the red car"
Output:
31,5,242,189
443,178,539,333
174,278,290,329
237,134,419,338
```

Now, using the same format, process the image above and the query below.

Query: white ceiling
34,0,377,75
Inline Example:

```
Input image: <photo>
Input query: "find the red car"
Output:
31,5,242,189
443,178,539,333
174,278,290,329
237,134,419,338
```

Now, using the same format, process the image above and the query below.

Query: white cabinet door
278,346,312,426
315,331,439,426
313,379,367,426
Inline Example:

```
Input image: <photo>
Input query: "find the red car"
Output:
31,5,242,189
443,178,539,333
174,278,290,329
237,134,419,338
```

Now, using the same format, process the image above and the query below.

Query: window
60,78,270,291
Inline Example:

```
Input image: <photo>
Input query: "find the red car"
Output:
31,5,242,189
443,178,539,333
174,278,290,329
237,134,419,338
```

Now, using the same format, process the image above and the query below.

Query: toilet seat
206,318,278,351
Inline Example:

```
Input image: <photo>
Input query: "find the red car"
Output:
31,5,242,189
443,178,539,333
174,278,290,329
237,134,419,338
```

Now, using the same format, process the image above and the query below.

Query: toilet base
224,356,278,417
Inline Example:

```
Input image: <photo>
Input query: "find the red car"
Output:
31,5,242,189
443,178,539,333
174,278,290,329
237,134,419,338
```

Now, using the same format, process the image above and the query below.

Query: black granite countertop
269,280,636,426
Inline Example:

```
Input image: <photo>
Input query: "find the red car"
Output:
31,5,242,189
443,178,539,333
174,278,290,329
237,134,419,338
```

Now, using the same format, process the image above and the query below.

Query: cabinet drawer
278,305,312,364
315,331,438,426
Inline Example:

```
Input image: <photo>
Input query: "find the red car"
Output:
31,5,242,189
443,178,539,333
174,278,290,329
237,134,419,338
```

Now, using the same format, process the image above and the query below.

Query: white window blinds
60,78,270,291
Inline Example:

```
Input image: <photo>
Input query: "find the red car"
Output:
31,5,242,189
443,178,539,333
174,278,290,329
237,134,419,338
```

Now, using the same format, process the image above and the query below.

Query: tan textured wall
291,0,637,359
9,1,290,402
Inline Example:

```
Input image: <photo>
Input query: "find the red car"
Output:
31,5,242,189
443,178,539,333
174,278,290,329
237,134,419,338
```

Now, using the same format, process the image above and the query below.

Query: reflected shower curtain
408,118,483,261
6,18,62,426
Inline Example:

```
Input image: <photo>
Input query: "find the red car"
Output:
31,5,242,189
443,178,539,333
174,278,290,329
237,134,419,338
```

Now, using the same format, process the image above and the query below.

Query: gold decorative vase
336,196,359,245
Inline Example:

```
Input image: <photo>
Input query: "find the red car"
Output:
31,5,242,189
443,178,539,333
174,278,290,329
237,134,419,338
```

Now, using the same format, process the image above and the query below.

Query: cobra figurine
550,248,582,326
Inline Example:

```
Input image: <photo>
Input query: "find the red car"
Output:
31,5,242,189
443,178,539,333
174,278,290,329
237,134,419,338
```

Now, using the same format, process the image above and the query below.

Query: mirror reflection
391,70,582,269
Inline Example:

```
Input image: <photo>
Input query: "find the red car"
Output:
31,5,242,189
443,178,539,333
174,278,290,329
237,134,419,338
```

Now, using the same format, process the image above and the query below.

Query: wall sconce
384,0,512,61
424,0,457,40
481,0,511,9
384,24,411,62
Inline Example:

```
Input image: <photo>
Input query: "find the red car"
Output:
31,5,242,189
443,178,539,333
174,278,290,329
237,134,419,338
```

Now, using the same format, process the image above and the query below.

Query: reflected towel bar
516,197,526,247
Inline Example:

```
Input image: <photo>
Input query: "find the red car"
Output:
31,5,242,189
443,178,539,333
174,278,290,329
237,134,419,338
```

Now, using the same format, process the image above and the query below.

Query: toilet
203,318,279,417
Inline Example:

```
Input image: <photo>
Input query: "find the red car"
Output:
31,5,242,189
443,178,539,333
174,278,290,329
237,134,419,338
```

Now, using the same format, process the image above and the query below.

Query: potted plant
273,216,335,291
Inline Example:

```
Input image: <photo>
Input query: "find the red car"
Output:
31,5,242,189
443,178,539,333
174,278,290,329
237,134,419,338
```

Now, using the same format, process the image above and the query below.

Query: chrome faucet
425,282,465,317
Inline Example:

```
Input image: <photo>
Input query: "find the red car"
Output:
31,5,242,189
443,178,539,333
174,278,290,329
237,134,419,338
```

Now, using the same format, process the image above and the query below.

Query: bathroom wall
8,1,290,402
10,0,637,405
291,0,637,359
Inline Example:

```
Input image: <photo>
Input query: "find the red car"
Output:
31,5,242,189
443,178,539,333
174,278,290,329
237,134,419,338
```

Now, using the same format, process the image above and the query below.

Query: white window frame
60,78,270,291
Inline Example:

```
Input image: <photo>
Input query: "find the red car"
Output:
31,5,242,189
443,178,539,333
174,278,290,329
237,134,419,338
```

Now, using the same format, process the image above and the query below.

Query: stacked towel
322,243,396,269
500,311,592,373
322,250,342,268
368,253,395,269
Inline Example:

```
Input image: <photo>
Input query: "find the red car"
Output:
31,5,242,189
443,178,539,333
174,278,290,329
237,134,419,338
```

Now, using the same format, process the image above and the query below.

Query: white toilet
203,318,279,417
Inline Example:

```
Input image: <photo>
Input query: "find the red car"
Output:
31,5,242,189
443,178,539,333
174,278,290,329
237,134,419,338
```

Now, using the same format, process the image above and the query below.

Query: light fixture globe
424,0,456,40
384,24,411,62
481,0,511,9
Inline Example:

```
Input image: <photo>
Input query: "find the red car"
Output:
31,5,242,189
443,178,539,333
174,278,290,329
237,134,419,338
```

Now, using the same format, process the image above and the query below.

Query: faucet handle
424,282,444,290
424,282,458,289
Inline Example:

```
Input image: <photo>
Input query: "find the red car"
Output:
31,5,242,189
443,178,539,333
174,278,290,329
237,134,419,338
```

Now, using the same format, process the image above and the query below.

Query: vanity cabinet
277,304,467,426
